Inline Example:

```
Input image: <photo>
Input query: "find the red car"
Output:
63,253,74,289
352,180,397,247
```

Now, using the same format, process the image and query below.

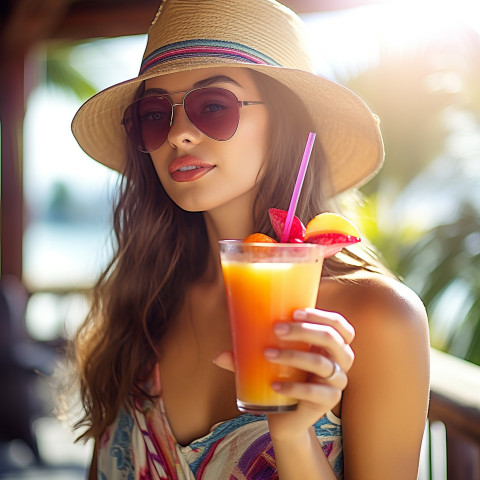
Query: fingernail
264,348,280,359
271,382,283,391
274,323,290,336
293,309,307,320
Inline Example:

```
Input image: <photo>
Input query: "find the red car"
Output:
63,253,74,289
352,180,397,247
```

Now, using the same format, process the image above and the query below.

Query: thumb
212,350,235,372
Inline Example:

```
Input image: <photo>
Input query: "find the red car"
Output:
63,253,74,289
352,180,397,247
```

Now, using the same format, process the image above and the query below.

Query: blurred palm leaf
342,27,480,365
346,45,458,195
45,44,96,100
399,205,480,363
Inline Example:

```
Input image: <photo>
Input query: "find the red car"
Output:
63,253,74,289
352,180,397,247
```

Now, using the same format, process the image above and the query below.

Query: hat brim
72,58,384,196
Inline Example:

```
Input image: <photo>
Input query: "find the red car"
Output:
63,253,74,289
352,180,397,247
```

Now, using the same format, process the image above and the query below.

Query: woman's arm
271,428,338,480
266,274,429,479
340,275,430,479
264,308,355,479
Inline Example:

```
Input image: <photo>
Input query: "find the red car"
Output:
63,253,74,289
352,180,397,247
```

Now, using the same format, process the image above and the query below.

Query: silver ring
324,361,341,381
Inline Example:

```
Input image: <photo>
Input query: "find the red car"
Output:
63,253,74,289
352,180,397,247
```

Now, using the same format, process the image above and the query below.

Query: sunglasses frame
122,86,265,153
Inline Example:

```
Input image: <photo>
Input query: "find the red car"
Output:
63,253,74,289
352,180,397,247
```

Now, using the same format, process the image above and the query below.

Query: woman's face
144,67,269,214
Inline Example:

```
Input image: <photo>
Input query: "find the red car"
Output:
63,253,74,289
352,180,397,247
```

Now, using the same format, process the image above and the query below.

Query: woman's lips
168,156,215,182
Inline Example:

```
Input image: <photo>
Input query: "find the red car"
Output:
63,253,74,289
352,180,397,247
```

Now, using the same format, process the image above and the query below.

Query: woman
71,0,430,478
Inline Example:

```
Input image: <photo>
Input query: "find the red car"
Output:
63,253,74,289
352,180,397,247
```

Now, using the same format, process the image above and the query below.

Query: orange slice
243,233,278,243
305,212,360,240
304,213,361,257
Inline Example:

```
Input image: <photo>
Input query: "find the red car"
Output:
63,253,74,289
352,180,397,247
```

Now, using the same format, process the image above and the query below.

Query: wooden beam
47,0,384,41
1,0,71,51
49,1,160,40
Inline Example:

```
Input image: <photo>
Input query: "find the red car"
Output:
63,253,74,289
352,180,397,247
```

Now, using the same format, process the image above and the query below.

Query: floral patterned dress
97,366,343,479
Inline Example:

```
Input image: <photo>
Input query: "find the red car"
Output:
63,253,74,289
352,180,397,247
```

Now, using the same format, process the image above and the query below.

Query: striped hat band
140,40,281,74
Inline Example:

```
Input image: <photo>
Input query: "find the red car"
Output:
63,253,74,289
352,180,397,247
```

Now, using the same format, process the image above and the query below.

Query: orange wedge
304,213,361,257
243,233,277,243
305,212,360,240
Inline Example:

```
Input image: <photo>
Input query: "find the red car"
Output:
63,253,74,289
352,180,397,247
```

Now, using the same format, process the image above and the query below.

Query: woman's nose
166,103,202,148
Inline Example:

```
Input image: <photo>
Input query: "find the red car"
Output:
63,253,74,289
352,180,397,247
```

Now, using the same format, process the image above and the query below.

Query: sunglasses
122,87,265,153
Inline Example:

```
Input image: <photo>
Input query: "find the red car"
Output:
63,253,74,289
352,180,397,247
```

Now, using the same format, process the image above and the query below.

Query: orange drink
219,241,324,413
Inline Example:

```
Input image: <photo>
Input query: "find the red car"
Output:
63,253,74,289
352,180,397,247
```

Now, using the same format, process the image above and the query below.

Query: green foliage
348,48,456,196
399,205,480,364
342,27,480,365
45,44,97,101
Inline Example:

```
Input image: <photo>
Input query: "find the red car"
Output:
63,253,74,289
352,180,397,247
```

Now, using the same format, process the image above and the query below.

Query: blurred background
1,0,479,478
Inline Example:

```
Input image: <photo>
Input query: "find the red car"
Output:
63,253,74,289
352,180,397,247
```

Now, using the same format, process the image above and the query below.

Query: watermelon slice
268,208,305,243
305,232,361,258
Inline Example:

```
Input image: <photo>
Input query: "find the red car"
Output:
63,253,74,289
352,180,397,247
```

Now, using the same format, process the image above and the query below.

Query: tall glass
219,241,324,414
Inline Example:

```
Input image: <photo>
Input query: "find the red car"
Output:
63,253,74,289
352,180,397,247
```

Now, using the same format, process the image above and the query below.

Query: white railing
420,349,480,479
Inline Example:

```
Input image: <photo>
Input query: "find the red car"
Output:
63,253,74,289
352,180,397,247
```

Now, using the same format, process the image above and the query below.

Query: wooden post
0,0,70,280
0,51,25,279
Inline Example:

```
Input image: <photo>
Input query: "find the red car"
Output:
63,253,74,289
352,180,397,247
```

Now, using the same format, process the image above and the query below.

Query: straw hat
72,0,384,195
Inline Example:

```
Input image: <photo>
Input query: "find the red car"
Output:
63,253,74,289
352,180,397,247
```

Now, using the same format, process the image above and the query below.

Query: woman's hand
214,308,355,440
264,308,355,441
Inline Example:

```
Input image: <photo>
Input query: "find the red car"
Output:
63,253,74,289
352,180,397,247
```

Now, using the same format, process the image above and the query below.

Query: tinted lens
185,88,240,141
123,96,171,153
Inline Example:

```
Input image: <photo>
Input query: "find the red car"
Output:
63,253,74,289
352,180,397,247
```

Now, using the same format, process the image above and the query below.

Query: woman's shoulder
318,270,428,338
322,272,430,477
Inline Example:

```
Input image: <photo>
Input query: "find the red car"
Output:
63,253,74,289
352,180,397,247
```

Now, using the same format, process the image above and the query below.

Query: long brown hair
72,69,387,441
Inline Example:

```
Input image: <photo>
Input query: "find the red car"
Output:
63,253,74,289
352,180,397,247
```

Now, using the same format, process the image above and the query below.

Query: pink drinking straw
280,132,316,242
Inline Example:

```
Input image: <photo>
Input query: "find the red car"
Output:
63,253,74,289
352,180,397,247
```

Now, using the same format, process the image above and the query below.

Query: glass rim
218,240,325,249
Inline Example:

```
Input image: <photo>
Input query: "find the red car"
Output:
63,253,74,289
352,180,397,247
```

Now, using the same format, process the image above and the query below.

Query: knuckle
282,349,295,361
345,348,355,370
330,312,344,327
330,388,343,405
329,311,355,342
311,353,326,371
321,328,337,344
304,383,318,397
348,323,356,341
289,323,304,337
338,373,348,390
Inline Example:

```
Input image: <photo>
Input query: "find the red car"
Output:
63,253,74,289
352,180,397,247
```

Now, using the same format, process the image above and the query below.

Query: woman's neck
204,191,258,242
201,189,259,282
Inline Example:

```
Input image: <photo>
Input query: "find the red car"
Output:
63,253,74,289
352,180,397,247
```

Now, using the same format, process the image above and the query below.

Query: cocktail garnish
268,208,305,243
303,212,361,257
304,212,360,239
243,211,361,258
244,233,278,243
